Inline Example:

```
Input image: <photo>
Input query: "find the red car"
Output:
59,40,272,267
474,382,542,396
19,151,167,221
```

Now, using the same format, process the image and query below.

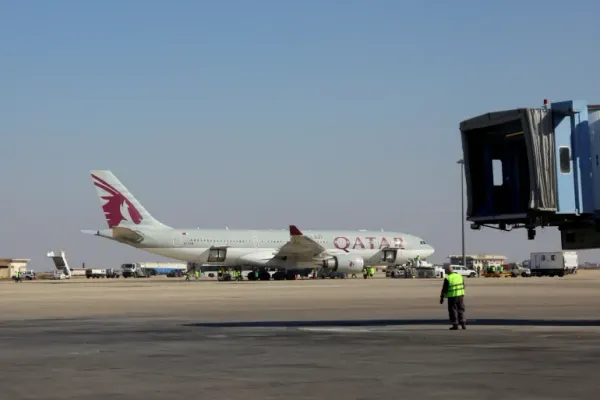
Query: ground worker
369,266,375,277
185,271,190,281
14,270,21,282
439,265,466,330
194,269,199,280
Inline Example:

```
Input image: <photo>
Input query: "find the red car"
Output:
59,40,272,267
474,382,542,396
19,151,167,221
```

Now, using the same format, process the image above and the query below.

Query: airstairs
47,250,72,279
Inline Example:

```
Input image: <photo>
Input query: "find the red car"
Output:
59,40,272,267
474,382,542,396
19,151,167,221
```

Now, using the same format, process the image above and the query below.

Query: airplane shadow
184,318,600,328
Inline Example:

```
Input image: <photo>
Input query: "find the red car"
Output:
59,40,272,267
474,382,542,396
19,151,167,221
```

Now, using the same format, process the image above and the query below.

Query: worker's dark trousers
447,296,466,326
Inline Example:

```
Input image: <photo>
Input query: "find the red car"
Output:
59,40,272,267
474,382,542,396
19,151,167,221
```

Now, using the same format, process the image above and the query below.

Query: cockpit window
420,240,426,245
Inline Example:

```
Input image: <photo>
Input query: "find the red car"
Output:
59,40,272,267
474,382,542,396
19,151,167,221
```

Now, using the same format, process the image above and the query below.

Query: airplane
82,170,435,279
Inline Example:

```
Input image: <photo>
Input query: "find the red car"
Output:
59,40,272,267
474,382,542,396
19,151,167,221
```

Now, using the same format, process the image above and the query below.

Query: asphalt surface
1,274,600,399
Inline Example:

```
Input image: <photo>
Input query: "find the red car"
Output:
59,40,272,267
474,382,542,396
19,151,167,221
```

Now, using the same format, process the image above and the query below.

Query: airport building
0,258,30,279
447,254,508,270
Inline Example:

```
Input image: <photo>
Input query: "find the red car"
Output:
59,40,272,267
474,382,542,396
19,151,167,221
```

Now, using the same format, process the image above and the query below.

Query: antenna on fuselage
225,225,229,230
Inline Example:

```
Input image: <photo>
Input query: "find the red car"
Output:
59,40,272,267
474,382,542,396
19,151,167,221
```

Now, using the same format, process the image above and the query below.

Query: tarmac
2,272,600,399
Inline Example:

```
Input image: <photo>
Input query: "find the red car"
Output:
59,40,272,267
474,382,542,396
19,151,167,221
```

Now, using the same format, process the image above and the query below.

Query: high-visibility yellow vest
444,273,465,298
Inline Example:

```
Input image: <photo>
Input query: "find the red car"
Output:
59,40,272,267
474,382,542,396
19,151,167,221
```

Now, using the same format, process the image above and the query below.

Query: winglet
289,225,303,236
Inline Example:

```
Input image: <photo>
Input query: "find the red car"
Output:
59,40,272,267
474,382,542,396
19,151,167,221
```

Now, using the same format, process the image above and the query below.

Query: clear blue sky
2,0,600,270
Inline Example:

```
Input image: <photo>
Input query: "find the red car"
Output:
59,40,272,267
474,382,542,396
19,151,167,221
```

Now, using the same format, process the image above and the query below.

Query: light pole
457,159,466,269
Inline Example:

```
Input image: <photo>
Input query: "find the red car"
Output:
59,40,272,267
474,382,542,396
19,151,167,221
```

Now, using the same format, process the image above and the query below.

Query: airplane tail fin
90,170,171,229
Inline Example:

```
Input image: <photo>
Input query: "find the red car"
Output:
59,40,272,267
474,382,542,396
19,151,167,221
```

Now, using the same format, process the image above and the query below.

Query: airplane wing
273,225,329,261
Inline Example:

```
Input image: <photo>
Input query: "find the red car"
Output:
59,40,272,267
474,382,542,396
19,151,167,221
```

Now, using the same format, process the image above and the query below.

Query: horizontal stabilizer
80,227,143,243
112,227,144,242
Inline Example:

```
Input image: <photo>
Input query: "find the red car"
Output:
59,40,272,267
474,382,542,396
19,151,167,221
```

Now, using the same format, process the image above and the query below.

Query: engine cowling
321,254,364,274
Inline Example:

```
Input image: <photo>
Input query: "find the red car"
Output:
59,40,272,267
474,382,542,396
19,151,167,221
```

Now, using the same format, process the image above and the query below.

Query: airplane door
381,249,403,264
173,233,182,247
252,235,259,248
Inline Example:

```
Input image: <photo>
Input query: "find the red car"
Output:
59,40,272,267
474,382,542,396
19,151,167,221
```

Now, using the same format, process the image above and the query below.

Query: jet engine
320,254,364,274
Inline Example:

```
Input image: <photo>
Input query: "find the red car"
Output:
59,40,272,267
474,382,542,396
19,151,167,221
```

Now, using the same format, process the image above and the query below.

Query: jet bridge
47,250,72,278
459,100,600,248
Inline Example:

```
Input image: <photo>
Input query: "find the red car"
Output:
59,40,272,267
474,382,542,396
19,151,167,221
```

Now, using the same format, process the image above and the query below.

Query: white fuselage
97,227,435,268
86,169,435,270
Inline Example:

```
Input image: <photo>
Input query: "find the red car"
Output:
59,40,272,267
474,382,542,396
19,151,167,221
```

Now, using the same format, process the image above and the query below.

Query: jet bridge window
492,159,503,186
559,146,571,174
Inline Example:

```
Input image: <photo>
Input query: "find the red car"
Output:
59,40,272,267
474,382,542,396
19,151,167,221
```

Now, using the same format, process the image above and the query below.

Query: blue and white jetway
459,99,600,249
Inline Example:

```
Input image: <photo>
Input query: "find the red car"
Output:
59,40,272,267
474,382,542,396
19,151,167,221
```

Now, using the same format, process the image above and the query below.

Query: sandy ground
1,272,600,399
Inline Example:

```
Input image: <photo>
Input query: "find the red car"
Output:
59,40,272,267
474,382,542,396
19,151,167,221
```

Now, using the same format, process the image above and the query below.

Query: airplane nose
426,245,435,257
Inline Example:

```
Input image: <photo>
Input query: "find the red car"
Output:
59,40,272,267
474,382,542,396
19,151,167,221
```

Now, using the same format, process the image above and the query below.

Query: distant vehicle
21,270,36,280
317,269,347,279
246,269,272,281
447,265,477,278
387,266,442,279
529,252,578,277
387,267,412,278
166,270,185,278
52,270,67,280
12,270,35,282
121,262,186,278
106,268,120,278
509,265,531,277
86,269,106,278
433,265,446,278
86,268,120,279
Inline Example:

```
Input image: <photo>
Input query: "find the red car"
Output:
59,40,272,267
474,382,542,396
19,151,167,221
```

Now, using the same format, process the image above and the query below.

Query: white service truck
85,268,120,279
121,263,153,278
121,262,186,278
528,252,578,277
